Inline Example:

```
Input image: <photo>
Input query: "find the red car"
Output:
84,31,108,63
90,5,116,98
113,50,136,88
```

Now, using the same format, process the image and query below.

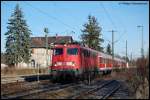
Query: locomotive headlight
54,62,75,66
54,62,62,66
56,62,62,66
72,62,75,66
66,62,75,66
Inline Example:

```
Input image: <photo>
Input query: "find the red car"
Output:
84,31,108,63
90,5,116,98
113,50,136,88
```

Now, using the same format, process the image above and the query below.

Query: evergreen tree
81,15,104,51
1,52,6,64
122,56,129,62
106,43,112,55
5,4,32,66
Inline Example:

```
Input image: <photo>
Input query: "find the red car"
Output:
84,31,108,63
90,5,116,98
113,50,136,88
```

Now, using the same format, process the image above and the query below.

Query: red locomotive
50,43,126,80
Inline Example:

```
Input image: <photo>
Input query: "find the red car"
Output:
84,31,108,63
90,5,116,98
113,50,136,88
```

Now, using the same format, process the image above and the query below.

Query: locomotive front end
50,44,81,80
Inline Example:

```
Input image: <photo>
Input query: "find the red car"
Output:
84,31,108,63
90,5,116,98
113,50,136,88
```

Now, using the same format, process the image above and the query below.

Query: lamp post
49,43,54,74
44,28,49,74
137,25,144,58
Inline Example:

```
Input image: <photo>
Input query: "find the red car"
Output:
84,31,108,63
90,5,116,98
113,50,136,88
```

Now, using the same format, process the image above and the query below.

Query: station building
17,36,73,68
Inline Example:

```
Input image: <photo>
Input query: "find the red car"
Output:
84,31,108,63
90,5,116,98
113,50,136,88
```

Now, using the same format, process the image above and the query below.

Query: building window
31,59,35,67
31,49,35,54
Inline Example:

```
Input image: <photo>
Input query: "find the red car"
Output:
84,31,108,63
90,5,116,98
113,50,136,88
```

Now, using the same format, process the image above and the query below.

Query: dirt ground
102,68,149,99
1,67,149,99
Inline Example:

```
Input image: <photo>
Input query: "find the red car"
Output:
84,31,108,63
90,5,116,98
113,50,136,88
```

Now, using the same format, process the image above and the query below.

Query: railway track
1,79,130,99
2,82,38,96
109,80,130,99
91,80,121,99
1,81,76,99
68,80,121,99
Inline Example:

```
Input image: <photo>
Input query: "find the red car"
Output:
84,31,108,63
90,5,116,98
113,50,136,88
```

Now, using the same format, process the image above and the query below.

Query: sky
1,1,149,59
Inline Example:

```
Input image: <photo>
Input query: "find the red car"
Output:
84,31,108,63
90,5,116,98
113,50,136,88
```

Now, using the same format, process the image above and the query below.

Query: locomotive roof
52,43,125,62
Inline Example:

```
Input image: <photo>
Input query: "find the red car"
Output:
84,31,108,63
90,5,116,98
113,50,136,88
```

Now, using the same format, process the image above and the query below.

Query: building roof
30,36,73,48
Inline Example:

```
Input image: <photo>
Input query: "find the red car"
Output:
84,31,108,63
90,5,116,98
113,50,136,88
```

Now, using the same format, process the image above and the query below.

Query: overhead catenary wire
100,2,117,30
100,2,127,44
23,1,77,32
114,30,126,43
112,5,128,43
100,3,127,58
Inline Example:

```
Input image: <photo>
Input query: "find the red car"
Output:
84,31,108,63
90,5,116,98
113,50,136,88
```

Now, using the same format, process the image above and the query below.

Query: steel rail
69,80,121,99
69,80,116,99
1,82,76,99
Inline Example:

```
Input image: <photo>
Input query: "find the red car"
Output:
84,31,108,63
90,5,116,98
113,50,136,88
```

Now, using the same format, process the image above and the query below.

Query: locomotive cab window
67,48,78,55
53,48,63,55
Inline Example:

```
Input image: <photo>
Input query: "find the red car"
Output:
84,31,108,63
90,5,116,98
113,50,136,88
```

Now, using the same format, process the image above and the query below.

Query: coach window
99,57,102,63
101,58,103,63
53,48,63,55
103,59,105,63
103,58,104,63
67,48,78,55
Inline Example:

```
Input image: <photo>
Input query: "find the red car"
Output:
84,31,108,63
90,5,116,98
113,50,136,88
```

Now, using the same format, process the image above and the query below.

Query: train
50,43,126,80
